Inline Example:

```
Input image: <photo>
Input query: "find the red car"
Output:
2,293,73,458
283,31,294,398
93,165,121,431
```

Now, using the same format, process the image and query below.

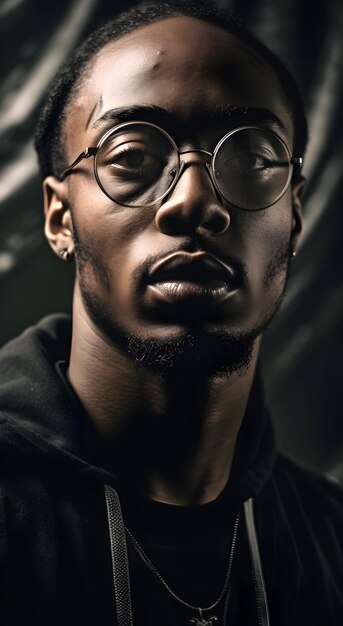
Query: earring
60,248,73,262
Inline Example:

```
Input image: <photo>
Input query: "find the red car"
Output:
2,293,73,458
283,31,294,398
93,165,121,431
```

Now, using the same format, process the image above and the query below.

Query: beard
126,327,256,377
75,277,286,379
73,221,291,379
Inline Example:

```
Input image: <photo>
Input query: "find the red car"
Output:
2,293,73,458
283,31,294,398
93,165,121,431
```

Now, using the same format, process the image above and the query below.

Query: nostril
155,209,196,236
201,207,231,235
156,204,230,236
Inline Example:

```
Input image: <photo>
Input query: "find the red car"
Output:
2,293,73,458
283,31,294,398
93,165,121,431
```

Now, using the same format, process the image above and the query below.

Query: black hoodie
0,315,342,625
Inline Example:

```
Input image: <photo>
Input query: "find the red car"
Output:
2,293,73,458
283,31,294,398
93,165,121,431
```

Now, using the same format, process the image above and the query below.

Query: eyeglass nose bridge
178,148,213,172
179,148,212,159
173,147,222,202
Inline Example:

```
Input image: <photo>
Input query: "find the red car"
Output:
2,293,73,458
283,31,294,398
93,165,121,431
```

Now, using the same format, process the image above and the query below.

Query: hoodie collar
0,314,276,499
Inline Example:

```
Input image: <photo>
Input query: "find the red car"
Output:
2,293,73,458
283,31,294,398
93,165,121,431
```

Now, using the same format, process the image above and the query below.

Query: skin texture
44,17,304,505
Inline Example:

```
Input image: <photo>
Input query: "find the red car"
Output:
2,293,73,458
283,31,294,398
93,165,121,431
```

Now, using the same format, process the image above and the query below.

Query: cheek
70,176,135,244
69,183,152,299
232,197,293,286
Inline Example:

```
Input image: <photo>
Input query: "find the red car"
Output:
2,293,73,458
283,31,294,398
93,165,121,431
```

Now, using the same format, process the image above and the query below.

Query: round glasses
61,121,302,211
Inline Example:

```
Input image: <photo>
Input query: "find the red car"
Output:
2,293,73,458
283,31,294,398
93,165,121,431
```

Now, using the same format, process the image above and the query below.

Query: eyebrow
89,103,287,135
90,105,175,130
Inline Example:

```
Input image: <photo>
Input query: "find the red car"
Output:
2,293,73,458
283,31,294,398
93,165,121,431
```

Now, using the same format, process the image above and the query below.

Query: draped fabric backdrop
0,0,342,481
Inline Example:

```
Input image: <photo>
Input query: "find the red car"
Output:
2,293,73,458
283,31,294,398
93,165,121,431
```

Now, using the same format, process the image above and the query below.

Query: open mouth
146,252,239,305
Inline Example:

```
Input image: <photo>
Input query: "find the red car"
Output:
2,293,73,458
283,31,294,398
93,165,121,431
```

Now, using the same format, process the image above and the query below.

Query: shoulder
272,453,343,514
0,314,71,364
258,453,343,569
254,454,343,620
0,313,71,408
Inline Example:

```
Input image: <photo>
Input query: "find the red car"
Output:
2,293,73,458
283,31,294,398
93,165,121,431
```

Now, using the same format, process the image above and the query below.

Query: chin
125,325,259,378
78,267,286,378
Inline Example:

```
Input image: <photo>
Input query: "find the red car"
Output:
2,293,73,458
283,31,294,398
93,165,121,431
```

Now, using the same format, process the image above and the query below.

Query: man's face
48,17,302,374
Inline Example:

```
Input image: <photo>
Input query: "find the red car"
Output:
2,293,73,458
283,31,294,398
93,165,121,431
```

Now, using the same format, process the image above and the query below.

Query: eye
119,151,145,168
228,152,270,171
108,145,157,171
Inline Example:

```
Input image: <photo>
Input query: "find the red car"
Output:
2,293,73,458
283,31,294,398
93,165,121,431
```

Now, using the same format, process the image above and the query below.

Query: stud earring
60,248,73,262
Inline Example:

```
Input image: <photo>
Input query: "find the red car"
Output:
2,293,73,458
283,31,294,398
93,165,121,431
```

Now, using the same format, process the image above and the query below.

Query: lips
145,252,238,305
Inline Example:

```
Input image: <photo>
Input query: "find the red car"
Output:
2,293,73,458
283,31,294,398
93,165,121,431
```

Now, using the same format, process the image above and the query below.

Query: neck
68,294,260,506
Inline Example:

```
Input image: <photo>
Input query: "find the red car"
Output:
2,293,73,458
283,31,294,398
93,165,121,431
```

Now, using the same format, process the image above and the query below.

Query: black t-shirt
121,487,258,625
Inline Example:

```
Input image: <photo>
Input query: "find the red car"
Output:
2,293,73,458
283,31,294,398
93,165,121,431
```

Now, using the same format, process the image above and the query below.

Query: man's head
36,0,307,377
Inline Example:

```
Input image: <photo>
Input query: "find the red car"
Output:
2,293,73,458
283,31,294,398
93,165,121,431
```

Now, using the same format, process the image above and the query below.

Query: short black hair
34,0,308,180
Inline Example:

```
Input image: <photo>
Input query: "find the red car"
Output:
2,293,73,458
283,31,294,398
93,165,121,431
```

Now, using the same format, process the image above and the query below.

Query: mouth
145,252,239,306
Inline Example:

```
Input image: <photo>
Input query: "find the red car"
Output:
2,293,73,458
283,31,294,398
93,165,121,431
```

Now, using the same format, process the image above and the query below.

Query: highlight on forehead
34,0,307,180
67,24,291,142
75,17,287,115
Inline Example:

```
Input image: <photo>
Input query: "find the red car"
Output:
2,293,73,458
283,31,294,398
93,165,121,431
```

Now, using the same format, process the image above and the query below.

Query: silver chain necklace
124,510,240,626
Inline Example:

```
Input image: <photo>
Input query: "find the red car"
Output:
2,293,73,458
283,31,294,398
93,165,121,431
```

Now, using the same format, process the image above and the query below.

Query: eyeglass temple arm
291,157,303,181
292,157,303,166
258,157,303,169
60,147,98,180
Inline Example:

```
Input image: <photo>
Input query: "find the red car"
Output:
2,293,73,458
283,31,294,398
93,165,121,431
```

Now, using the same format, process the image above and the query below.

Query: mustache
132,240,248,284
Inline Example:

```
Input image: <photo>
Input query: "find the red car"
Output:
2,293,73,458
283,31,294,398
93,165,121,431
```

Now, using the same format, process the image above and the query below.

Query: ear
43,176,74,260
290,175,306,254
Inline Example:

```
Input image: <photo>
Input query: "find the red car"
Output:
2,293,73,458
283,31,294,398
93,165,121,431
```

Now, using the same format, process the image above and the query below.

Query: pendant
189,607,218,625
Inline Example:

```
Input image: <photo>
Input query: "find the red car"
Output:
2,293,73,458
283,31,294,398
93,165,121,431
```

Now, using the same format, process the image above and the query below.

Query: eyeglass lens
95,123,291,210
214,127,290,210
96,124,178,207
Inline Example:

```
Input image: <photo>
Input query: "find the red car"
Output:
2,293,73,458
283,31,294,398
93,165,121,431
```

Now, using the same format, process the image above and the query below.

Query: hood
0,315,110,480
0,314,276,499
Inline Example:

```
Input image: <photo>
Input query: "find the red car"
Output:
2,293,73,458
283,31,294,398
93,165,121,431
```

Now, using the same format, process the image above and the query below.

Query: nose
154,155,231,236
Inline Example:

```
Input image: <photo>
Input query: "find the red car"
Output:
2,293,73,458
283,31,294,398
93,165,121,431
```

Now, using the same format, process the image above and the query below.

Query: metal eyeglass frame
60,120,303,211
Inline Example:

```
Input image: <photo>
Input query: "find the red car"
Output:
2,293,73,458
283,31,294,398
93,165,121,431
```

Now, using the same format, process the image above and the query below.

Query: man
0,1,342,625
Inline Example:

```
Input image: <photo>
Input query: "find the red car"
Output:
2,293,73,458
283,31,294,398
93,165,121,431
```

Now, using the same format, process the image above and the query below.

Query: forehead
65,16,293,153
